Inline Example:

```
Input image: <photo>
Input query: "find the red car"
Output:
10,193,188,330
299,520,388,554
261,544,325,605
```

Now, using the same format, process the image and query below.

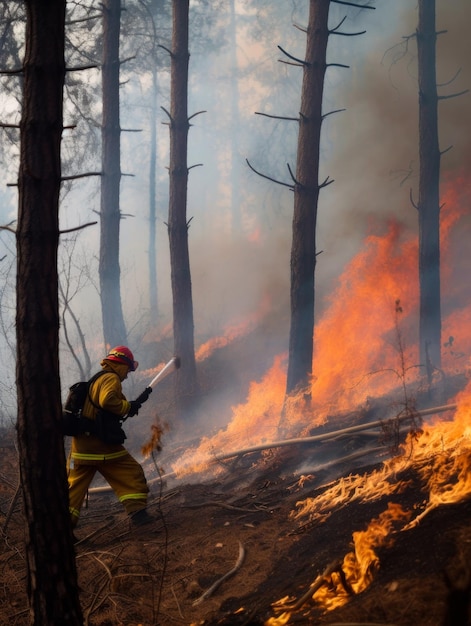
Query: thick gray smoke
0,1,469,421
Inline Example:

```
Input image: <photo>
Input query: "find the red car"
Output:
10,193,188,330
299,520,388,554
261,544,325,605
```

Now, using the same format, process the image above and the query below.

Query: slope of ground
1,435,471,626
1,323,471,625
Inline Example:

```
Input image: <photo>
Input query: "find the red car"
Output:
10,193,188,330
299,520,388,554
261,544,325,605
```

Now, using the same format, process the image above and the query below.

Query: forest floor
1,321,471,626
1,433,471,626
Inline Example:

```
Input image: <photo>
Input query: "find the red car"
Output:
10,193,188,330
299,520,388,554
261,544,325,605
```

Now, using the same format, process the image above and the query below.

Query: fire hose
126,355,181,414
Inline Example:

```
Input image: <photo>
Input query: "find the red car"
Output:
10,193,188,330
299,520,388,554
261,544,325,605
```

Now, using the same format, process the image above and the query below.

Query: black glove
127,400,141,417
135,386,153,405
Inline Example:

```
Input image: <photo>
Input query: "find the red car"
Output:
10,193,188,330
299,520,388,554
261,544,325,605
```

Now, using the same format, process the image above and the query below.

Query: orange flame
310,220,419,413
141,420,168,459
172,175,471,490
172,355,287,477
267,503,410,624
314,503,410,610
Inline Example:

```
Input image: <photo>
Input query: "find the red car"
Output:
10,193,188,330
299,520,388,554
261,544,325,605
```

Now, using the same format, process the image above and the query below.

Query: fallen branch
89,401,458,493
192,541,245,605
83,553,115,625
209,406,439,461
290,559,343,611
402,502,439,530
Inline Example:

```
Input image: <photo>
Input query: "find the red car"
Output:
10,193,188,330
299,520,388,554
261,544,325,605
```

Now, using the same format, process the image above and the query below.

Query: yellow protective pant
68,449,149,528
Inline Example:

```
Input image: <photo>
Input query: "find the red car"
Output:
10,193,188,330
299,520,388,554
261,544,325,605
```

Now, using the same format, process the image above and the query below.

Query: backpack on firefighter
62,370,127,444
62,371,106,437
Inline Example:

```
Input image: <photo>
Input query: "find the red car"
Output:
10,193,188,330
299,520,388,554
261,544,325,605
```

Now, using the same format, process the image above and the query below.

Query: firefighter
67,345,154,529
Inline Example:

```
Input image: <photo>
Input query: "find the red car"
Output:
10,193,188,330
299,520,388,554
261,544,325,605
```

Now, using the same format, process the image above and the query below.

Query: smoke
69,1,471,394
321,0,471,273
1,1,470,425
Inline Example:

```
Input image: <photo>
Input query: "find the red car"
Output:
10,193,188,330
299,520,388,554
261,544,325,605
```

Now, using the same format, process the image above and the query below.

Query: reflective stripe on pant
68,450,149,527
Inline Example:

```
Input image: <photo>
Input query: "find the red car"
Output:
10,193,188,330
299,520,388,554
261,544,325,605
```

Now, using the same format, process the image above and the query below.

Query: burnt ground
1,422,471,626
1,323,471,626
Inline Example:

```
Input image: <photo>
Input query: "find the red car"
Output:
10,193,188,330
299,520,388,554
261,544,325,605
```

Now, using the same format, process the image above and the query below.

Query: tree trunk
286,0,330,396
228,0,242,231
149,64,158,320
167,0,198,418
100,0,128,349
417,0,441,373
17,1,83,623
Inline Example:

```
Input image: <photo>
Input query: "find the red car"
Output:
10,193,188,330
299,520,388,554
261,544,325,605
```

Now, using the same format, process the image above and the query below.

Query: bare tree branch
279,60,304,68
61,172,102,181
59,221,98,235
322,108,346,120
255,111,299,122
161,106,172,123
331,0,375,8
120,55,136,65
0,221,16,234
157,44,173,57
330,15,368,36
188,110,207,122
66,13,101,26
66,64,99,72
437,67,462,87
286,163,300,186
0,68,22,75
293,23,307,34
319,175,334,189
438,89,469,100
330,15,348,31
246,159,294,190
330,27,367,37
440,145,453,156
277,45,308,67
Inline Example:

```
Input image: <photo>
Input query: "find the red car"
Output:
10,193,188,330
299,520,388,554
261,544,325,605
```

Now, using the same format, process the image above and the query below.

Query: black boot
130,509,154,527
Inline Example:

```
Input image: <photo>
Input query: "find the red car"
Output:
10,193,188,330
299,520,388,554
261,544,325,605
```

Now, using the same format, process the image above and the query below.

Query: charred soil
1,435,471,626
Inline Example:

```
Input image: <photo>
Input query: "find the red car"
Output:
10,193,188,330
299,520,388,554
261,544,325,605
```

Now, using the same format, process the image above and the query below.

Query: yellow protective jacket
70,361,132,462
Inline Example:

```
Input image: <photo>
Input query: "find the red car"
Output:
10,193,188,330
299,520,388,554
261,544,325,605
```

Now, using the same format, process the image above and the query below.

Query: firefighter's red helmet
106,346,139,371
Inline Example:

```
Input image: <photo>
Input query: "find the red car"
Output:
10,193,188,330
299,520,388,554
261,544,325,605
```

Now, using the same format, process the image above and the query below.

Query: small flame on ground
172,355,288,478
278,388,471,618
266,503,410,624
141,420,168,459
313,503,410,610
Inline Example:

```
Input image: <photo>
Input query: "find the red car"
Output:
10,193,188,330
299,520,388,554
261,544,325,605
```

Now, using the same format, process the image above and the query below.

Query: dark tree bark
149,63,159,320
417,0,441,373
100,0,128,349
17,1,83,623
140,0,169,323
228,0,242,231
286,0,330,396
167,0,198,417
